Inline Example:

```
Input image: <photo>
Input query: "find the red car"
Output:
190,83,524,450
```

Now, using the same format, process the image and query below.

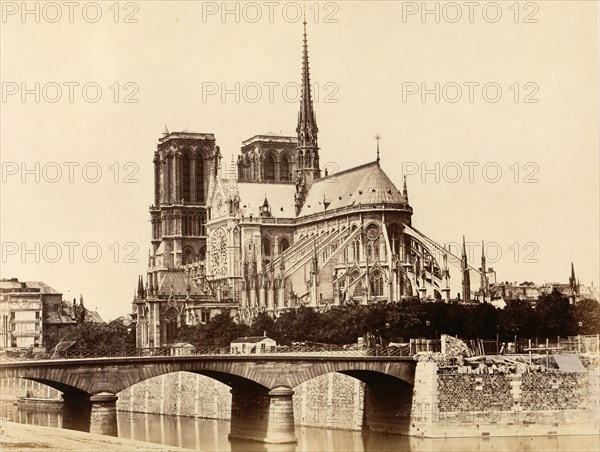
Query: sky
1,1,598,320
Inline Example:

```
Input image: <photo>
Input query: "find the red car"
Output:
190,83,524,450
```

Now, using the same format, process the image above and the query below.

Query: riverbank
0,421,188,451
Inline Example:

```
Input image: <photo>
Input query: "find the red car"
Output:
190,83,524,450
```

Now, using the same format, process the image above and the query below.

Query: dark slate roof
299,161,408,216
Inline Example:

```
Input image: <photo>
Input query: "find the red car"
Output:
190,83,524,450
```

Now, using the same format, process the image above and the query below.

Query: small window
201,311,210,324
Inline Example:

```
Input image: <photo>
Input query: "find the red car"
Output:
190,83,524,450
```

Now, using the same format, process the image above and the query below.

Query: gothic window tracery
196,156,204,202
262,238,271,258
279,238,290,253
183,246,194,264
281,156,290,181
210,227,227,276
370,269,384,297
264,154,275,181
182,152,191,202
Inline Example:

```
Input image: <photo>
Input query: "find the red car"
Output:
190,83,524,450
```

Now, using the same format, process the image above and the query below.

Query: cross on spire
375,134,381,162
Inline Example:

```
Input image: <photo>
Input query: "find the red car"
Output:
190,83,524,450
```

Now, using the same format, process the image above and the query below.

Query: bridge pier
89,392,118,437
363,381,413,435
62,392,91,432
229,386,296,444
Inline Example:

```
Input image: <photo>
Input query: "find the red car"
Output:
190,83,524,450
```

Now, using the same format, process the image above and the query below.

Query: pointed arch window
352,238,360,262
281,156,290,181
196,157,204,203
279,238,290,254
262,238,271,257
370,270,384,297
182,153,191,202
388,224,402,256
264,155,275,181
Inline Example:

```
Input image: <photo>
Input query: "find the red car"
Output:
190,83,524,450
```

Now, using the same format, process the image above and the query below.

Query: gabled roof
156,270,202,297
299,161,408,216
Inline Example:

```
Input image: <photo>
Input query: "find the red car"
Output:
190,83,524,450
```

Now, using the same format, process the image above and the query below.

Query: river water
5,406,600,451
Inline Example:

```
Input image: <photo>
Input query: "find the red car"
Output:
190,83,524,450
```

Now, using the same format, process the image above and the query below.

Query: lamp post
496,325,499,355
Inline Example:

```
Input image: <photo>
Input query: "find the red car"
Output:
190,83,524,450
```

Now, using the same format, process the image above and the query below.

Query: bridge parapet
0,345,414,362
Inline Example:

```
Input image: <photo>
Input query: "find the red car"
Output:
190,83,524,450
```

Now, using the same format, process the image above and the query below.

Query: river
4,406,599,451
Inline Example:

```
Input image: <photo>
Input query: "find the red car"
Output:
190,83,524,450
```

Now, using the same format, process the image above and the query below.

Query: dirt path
0,421,189,451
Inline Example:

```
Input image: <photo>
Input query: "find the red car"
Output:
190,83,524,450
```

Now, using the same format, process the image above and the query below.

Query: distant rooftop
231,336,274,344
0,278,61,294
159,131,215,143
242,134,297,147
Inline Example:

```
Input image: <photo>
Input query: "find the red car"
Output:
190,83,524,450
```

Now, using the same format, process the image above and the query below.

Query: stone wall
293,372,364,430
116,371,365,430
0,377,61,400
117,372,231,420
520,373,593,411
412,361,600,437
438,374,513,412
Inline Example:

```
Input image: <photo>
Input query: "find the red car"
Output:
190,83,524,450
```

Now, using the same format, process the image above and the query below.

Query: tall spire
403,175,409,204
461,236,470,303
294,18,320,214
569,262,577,293
480,241,487,302
296,19,318,151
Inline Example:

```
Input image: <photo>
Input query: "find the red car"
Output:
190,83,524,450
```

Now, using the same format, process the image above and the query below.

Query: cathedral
132,22,476,348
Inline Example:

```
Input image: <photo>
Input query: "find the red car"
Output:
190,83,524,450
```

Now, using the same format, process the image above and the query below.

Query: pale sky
1,1,598,320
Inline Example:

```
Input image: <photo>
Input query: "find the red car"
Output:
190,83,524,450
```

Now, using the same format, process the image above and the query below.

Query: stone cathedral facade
132,24,461,348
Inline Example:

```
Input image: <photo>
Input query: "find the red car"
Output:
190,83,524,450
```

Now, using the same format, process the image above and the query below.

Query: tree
535,290,575,337
499,299,537,339
574,299,600,335
250,312,275,338
45,320,134,352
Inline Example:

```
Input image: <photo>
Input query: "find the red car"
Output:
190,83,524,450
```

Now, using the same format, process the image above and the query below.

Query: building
132,22,490,348
0,278,103,350
488,263,597,306
230,336,277,354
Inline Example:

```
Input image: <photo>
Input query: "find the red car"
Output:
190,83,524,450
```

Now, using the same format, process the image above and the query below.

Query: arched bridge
0,354,417,443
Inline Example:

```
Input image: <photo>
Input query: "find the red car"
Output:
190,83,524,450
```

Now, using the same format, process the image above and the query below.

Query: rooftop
231,336,275,343
242,134,297,147
299,161,409,216
158,131,215,144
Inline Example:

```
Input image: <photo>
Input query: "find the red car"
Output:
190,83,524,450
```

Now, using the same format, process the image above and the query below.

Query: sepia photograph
0,1,598,451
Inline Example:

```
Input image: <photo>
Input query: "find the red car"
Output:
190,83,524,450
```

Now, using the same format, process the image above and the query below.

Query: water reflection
5,406,599,452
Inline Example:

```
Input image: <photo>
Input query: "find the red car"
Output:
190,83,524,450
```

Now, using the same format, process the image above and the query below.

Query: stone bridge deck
0,355,417,443
0,354,416,394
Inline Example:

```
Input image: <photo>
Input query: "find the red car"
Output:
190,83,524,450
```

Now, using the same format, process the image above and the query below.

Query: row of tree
43,290,599,351
176,290,599,347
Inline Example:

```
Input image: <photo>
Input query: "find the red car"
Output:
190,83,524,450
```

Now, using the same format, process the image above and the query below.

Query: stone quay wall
0,377,62,400
410,360,600,438
116,371,365,430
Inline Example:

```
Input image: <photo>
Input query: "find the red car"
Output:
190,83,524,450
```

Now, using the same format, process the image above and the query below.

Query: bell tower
148,131,218,283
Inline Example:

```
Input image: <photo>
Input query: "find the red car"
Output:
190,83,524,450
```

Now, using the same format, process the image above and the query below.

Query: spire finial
375,134,381,162
403,174,409,203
